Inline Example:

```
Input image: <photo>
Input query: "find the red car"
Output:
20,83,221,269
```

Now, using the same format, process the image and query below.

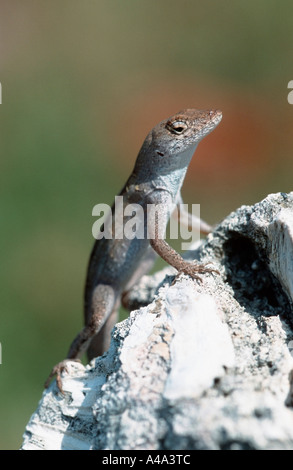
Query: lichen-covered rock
21,192,293,450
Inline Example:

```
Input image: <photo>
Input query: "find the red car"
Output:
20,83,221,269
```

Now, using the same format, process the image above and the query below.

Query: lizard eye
166,120,188,135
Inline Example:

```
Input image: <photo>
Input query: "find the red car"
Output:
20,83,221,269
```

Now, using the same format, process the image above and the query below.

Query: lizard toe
178,261,219,281
45,359,81,394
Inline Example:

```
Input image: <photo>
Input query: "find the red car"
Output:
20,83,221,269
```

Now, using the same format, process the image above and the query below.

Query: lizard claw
45,359,81,394
176,261,220,283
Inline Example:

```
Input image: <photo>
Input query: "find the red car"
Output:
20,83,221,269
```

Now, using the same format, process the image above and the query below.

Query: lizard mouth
209,109,222,124
197,109,222,139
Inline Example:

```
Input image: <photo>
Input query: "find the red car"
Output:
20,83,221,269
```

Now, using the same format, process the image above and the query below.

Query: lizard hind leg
45,284,117,393
84,283,119,361
87,299,120,360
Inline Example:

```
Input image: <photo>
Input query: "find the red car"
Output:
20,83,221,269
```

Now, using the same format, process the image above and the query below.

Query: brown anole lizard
45,108,222,392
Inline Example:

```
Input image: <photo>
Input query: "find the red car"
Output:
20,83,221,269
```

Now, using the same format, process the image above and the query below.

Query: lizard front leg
150,206,219,282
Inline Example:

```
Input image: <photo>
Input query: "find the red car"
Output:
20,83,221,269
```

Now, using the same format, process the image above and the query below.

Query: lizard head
133,108,222,180
160,108,222,150
147,108,222,172
164,109,222,143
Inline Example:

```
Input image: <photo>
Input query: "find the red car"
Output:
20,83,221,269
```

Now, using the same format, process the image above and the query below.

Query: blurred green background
1,0,293,449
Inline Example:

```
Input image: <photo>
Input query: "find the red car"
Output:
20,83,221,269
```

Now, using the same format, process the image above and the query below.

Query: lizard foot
175,261,220,283
44,359,81,394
